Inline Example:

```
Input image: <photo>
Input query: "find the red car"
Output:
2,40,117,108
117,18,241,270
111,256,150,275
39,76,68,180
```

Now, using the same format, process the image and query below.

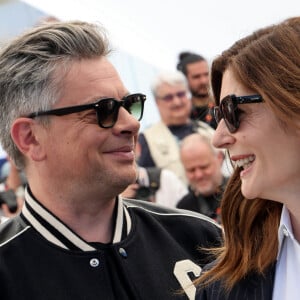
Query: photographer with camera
122,166,188,207
0,158,25,222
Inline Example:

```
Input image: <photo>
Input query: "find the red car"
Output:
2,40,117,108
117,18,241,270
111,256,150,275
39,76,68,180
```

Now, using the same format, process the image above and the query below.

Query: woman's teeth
235,155,255,169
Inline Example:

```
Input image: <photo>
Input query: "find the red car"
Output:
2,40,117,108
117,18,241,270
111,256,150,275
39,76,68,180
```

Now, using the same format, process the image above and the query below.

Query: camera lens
135,186,152,201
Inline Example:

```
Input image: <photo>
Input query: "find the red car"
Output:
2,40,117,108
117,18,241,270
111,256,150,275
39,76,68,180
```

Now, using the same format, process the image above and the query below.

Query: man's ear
11,118,46,162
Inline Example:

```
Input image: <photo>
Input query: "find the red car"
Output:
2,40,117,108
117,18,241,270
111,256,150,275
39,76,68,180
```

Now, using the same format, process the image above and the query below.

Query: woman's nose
212,119,234,149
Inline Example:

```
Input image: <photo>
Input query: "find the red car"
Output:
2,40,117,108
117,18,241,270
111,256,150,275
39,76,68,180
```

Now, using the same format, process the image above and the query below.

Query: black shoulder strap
146,167,162,191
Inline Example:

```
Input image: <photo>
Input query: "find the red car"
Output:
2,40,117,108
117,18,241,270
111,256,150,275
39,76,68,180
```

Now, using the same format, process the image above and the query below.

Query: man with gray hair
138,70,215,184
0,21,221,299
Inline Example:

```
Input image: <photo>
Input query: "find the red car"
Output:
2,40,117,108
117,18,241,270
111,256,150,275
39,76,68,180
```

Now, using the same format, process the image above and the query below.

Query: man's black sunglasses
27,93,146,128
213,94,263,133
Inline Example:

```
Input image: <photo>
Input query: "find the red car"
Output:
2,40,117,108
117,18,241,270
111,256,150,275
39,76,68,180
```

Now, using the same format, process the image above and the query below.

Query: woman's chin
241,183,259,200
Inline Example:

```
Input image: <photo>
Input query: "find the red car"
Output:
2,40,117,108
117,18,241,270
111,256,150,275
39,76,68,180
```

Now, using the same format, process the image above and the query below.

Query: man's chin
193,186,214,196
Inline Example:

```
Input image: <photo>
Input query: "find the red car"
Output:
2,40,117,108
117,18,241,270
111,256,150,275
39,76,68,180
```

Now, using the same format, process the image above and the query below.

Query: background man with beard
137,71,215,185
177,51,217,129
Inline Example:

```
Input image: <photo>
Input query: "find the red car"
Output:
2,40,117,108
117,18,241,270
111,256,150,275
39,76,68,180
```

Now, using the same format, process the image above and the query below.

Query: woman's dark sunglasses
27,93,146,128
213,94,263,133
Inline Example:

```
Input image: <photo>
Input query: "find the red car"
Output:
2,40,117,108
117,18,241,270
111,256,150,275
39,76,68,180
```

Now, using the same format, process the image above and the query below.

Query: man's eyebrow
122,92,131,98
87,95,115,104
88,91,131,103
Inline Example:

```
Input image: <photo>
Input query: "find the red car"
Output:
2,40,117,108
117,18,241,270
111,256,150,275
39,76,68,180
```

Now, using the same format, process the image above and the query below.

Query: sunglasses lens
221,96,238,133
161,91,186,102
161,94,173,101
96,99,118,128
95,94,145,128
124,94,144,121
213,107,222,124
176,91,187,98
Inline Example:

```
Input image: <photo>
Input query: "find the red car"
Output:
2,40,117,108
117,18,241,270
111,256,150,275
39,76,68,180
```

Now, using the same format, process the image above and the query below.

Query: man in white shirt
121,166,188,208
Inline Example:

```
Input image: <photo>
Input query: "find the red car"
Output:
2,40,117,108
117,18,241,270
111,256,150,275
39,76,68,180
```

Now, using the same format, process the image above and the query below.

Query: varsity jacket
0,188,222,300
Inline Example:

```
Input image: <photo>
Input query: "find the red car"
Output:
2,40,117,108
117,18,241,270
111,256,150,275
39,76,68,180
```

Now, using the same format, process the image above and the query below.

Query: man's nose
194,168,204,178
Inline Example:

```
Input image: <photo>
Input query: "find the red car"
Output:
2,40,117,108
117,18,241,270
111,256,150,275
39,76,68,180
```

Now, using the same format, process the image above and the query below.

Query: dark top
0,186,222,300
190,104,217,129
176,177,228,224
196,263,276,300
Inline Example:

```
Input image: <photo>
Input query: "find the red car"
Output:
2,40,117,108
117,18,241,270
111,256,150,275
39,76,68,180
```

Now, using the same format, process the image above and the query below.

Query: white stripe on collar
24,189,96,251
23,189,132,251
117,196,132,238
124,204,132,235
112,195,124,243
22,203,68,249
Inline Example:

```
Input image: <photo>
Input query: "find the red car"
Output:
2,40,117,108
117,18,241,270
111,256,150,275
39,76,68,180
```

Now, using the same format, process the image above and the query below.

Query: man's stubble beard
189,85,210,99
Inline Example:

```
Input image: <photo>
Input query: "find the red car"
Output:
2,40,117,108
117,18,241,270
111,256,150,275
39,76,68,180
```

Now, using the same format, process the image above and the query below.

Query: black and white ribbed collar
21,187,132,251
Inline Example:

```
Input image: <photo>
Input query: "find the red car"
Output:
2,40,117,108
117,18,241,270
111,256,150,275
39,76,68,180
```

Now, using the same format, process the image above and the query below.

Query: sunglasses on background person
158,91,187,102
213,94,263,133
27,93,146,128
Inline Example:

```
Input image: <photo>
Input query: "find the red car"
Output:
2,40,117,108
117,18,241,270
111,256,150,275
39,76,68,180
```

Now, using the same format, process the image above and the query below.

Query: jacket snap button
119,248,128,258
90,258,100,267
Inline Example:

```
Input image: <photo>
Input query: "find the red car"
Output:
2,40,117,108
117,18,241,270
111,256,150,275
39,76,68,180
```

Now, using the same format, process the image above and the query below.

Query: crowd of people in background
137,70,216,184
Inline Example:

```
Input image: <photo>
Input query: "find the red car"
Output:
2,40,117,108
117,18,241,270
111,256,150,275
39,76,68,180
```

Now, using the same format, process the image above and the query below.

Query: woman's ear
11,118,46,162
